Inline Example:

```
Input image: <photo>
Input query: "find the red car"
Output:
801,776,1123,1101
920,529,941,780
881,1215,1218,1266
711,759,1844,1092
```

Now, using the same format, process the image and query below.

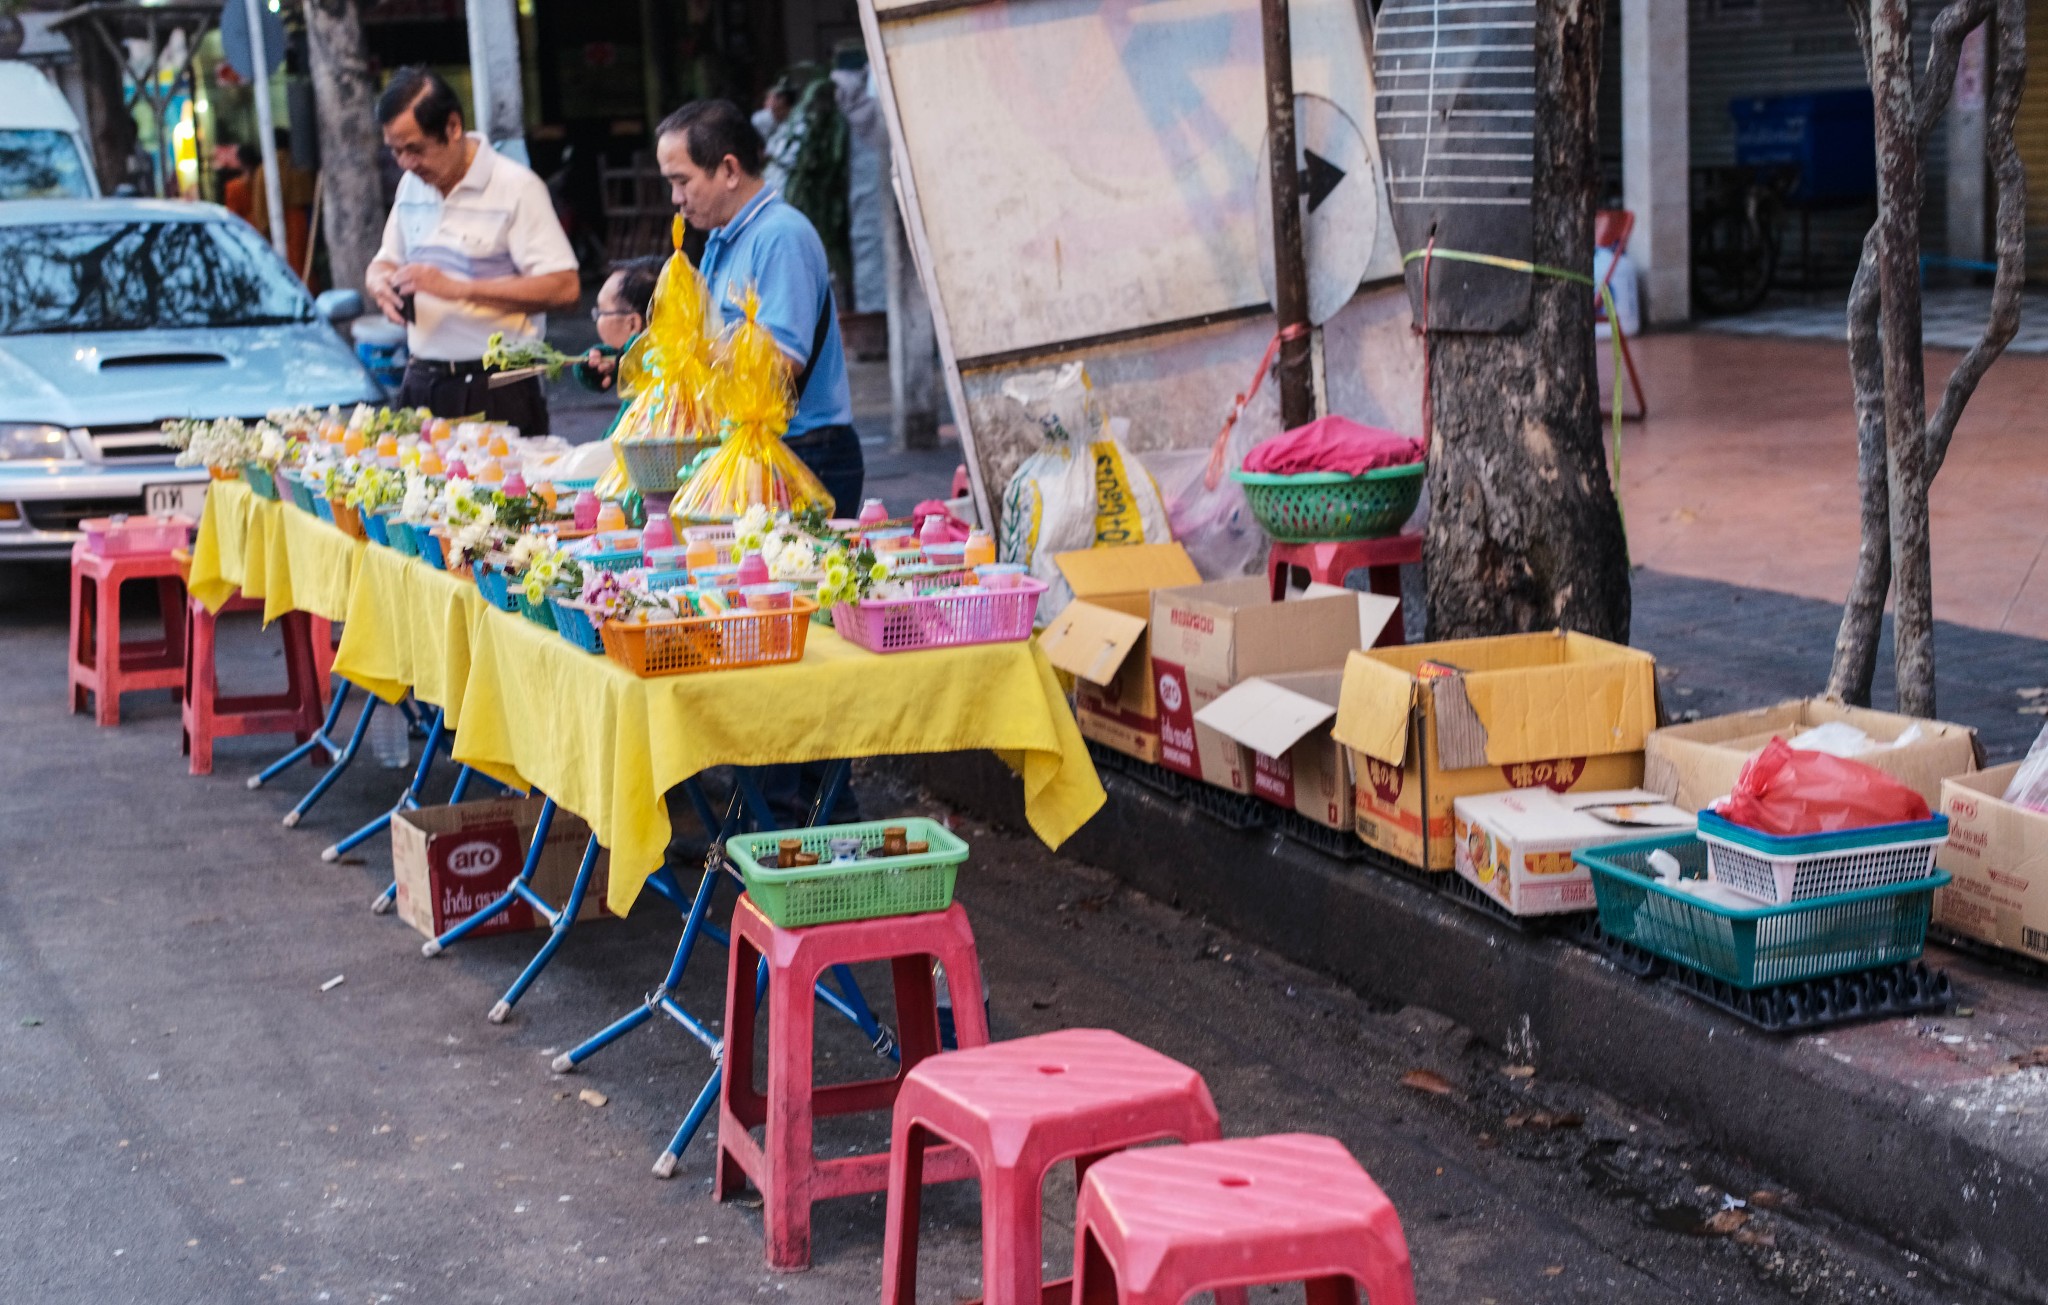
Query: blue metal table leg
280,691,380,828
248,679,350,791
649,960,768,1179
552,857,726,1073
422,797,556,957
487,832,600,1023
328,706,448,863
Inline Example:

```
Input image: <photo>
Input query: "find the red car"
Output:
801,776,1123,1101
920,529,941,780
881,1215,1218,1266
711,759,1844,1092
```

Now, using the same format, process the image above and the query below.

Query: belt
407,357,489,377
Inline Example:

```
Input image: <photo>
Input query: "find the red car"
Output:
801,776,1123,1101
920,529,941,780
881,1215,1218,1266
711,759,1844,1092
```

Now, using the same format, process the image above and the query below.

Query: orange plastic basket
598,597,817,676
328,497,367,541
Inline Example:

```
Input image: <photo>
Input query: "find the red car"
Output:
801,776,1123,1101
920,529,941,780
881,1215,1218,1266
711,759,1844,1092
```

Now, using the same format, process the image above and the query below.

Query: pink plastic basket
832,577,1046,654
80,515,193,556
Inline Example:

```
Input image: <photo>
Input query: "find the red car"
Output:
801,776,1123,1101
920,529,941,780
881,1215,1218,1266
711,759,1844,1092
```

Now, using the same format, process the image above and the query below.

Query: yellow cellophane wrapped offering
669,286,834,523
599,218,717,496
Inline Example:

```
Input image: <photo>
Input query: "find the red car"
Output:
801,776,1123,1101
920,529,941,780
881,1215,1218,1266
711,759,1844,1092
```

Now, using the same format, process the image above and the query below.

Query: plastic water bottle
368,702,410,769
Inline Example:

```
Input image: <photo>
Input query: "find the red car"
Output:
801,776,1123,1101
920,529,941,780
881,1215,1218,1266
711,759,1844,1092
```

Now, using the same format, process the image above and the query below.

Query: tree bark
1424,0,1631,642
75,26,137,196
1825,228,1890,705
303,0,386,292
1830,0,2023,714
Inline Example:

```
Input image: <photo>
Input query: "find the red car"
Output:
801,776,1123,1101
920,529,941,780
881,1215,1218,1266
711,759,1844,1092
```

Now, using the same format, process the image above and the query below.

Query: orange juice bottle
595,501,627,533
342,429,366,458
376,433,399,460
963,529,995,569
685,536,719,572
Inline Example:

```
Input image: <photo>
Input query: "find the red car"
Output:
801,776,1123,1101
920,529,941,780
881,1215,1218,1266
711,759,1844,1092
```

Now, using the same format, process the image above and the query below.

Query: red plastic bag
1716,737,1932,836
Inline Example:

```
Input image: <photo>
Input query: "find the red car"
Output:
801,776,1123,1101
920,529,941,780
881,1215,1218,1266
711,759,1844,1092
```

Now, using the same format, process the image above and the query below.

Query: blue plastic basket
577,545,641,574
362,508,392,547
549,596,606,653
641,568,699,593
471,560,520,612
417,528,448,570
1577,834,1946,989
313,495,336,524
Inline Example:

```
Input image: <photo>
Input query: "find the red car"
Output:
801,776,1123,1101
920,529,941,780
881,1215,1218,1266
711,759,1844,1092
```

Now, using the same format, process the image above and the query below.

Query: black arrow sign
1300,149,1346,213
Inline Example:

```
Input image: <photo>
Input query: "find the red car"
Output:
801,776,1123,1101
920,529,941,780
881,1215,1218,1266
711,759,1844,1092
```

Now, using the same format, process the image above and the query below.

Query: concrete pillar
465,0,528,166
1621,0,1689,326
884,179,939,450
1947,23,1988,266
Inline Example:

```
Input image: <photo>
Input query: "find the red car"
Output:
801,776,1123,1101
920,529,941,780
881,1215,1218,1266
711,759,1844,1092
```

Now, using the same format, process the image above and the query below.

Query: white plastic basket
1698,812,1946,905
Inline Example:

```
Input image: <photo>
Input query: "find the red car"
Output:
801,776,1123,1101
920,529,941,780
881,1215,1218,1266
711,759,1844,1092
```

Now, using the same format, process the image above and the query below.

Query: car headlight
0,424,78,462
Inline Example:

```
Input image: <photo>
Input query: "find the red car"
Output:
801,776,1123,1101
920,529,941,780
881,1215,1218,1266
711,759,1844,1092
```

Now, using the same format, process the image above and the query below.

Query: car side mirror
316,289,366,323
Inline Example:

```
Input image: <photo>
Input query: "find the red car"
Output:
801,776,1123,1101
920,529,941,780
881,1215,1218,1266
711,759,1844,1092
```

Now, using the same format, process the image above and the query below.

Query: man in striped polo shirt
365,66,580,432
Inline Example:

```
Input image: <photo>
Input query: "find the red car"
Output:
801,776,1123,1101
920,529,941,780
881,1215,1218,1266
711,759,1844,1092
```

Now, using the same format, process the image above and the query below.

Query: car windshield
0,130,93,201
0,219,315,335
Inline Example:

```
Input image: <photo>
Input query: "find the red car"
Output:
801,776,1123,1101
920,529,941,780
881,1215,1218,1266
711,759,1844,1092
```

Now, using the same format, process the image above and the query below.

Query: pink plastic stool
881,1028,1224,1305
1072,1134,1415,1305
181,592,333,776
68,542,187,725
717,895,991,1271
1266,535,1419,647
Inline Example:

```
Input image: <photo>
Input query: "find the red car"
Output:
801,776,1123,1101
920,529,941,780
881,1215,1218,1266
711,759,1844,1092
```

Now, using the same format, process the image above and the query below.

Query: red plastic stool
181,592,333,776
881,1028,1223,1305
1072,1134,1415,1305
68,542,187,726
1266,534,1420,647
717,895,991,1271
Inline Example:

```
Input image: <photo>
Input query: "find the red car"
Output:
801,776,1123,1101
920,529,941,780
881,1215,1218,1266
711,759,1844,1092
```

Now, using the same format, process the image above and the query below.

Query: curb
902,752,2048,1302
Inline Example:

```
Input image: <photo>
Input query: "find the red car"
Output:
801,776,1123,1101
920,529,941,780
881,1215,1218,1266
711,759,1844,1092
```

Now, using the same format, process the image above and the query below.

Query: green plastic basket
725,817,969,927
243,462,280,501
618,437,716,495
514,588,557,629
1233,463,1424,542
1577,834,1946,989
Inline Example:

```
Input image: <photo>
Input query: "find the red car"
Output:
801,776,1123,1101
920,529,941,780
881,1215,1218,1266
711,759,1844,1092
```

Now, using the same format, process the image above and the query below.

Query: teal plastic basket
1577,834,1946,989
243,463,280,501
385,519,421,558
514,588,558,629
281,469,321,515
725,817,969,927
1232,463,1424,542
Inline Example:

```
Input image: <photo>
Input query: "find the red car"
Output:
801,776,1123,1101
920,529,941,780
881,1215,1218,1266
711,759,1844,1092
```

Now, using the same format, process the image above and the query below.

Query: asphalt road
0,560,2022,1305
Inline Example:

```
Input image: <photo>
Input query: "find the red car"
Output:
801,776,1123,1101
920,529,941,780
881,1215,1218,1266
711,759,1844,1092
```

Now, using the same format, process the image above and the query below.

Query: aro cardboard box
1645,699,1980,812
1333,631,1659,872
1453,788,1695,916
1150,578,1398,793
1935,763,2048,962
392,797,609,943
1040,544,1204,764
1194,669,1356,829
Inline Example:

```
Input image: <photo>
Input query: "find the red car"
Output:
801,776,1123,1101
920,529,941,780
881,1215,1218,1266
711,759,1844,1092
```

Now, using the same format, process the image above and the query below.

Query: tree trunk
1872,0,1936,717
76,27,137,196
1825,228,1890,705
303,0,386,292
1424,0,1631,642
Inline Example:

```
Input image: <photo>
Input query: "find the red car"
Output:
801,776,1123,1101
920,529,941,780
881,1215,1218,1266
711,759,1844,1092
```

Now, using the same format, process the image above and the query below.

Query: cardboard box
392,797,610,943
1333,631,1660,871
1195,669,1354,829
1151,579,1398,793
1040,544,1204,764
1935,763,2048,962
1645,699,1980,812
1452,788,1695,916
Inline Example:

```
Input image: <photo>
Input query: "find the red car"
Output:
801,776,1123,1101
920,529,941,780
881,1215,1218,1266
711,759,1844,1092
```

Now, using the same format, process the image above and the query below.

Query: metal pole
245,0,289,257
1259,0,1314,430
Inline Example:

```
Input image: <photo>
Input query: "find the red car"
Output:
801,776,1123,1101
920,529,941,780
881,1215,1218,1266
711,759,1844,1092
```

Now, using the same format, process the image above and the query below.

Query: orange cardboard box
1039,544,1204,764
1194,669,1355,830
1332,631,1659,871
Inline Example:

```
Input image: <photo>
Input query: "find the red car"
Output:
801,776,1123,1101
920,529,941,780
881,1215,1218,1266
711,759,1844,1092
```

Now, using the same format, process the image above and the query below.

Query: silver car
0,198,382,559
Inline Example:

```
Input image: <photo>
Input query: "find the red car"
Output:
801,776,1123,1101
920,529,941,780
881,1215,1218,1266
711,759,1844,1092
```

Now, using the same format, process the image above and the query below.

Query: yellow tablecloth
193,486,1106,917
190,479,361,624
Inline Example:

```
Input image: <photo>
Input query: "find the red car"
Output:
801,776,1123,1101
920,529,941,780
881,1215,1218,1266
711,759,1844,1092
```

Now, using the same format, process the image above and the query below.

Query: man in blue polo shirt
655,99,864,512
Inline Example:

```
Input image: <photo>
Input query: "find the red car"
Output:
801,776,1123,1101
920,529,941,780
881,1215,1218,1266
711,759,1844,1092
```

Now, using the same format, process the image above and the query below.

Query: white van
0,61,98,200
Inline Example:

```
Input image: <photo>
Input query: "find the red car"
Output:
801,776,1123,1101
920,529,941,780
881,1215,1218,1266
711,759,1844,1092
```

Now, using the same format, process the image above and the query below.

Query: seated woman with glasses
575,256,665,426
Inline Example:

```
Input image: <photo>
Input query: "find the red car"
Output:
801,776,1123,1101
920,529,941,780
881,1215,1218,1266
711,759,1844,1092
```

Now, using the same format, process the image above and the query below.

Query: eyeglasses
591,307,637,321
